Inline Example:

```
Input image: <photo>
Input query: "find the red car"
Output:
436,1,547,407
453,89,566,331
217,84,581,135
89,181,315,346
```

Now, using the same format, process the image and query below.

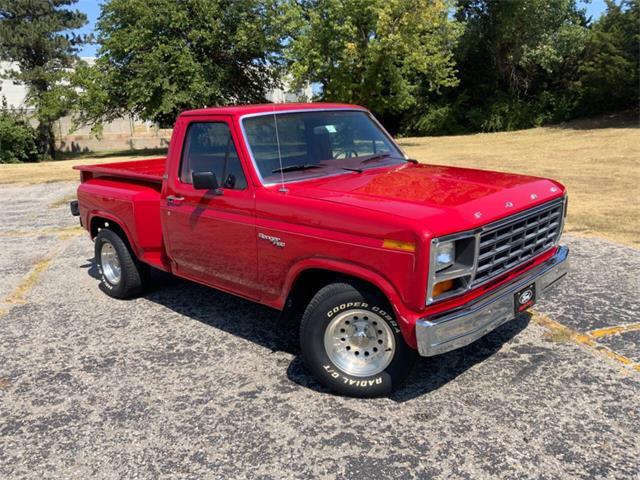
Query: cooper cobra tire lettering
327,301,369,318
372,306,401,333
326,304,401,339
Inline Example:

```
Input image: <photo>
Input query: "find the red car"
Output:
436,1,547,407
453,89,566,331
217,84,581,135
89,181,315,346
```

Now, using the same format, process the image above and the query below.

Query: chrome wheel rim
323,309,395,377
100,242,121,285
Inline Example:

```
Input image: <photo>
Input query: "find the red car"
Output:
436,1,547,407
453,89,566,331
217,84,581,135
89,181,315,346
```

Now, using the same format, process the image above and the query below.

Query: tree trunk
36,121,56,161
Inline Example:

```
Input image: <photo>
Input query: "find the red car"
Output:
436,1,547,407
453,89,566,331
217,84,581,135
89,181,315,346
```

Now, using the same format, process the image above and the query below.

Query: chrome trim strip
416,245,569,357
476,197,565,234
238,108,409,187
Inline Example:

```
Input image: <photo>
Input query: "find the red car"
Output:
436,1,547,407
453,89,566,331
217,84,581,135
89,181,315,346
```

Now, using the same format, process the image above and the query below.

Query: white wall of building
266,79,313,104
0,62,29,110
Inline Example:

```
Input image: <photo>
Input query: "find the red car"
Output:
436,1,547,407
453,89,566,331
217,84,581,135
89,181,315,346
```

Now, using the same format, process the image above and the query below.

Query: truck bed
74,158,166,184
75,157,167,271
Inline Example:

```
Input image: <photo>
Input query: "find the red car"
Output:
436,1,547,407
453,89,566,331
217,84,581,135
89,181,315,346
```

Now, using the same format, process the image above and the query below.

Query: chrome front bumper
415,245,569,357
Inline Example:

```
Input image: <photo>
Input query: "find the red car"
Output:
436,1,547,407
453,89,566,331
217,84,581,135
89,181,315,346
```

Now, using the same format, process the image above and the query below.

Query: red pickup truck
72,103,569,397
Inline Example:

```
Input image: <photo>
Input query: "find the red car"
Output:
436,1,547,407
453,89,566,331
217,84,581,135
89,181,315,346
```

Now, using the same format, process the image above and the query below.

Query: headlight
435,242,455,272
427,234,477,304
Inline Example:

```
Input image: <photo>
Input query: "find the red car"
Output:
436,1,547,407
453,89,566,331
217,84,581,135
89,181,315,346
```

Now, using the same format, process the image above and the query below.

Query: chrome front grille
472,200,565,287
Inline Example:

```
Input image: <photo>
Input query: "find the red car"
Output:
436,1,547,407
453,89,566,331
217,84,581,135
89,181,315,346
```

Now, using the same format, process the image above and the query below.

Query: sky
74,0,610,58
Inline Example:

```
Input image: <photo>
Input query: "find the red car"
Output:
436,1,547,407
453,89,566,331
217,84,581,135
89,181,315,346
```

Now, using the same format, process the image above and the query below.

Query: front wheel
300,282,417,397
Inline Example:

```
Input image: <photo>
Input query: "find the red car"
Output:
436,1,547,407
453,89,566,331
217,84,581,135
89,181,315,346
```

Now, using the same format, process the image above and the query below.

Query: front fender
281,258,420,348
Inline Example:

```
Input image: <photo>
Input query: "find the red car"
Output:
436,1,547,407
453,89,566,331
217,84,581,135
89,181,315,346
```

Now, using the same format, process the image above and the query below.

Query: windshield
242,110,405,184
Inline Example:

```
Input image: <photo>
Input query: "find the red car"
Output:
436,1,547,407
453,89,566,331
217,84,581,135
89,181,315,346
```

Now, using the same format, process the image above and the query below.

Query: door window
180,122,247,189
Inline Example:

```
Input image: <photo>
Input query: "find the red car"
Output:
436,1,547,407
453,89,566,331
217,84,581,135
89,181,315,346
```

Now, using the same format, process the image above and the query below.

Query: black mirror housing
192,171,219,190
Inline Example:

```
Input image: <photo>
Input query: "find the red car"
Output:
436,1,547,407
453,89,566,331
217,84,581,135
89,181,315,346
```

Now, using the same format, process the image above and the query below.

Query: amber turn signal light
382,239,416,252
432,279,454,298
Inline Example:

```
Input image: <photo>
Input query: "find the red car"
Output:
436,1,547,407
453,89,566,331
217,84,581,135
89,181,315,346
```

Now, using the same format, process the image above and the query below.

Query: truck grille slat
472,200,564,286
477,220,560,262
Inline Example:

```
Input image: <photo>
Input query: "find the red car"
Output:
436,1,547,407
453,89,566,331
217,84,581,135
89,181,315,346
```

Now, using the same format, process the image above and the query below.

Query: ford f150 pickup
72,103,569,397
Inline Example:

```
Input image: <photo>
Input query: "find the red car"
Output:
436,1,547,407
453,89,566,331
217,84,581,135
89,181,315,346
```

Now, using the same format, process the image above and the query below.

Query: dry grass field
0,153,159,185
1,114,638,246
400,114,640,247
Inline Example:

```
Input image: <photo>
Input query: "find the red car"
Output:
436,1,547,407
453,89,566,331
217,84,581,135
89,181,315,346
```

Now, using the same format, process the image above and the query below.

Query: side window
180,122,247,190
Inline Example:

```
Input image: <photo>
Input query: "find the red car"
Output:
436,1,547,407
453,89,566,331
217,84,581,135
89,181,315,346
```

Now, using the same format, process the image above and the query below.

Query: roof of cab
180,102,367,117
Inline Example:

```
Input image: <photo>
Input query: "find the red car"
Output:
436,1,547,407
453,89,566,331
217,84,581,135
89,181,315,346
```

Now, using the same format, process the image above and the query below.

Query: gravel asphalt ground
1,182,639,479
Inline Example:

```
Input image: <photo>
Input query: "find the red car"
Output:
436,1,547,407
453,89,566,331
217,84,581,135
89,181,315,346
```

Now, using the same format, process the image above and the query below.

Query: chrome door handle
166,195,184,206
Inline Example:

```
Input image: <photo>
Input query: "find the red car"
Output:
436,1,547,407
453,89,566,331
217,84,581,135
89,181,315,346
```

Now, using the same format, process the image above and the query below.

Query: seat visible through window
180,122,247,190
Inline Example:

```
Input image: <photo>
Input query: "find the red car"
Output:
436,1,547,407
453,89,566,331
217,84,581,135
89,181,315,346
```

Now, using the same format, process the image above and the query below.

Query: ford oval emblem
519,289,533,304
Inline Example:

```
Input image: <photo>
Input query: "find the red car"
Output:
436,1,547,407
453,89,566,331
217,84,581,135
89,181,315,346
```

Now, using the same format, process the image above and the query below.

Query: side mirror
192,171,220,191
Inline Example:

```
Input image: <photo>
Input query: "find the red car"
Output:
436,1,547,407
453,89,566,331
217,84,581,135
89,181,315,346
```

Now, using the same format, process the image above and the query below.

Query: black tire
95,229,149,299
300,282,417,398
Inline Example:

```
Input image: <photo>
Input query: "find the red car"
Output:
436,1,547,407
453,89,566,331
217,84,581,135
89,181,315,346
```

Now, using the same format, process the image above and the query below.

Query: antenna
272,105,288,193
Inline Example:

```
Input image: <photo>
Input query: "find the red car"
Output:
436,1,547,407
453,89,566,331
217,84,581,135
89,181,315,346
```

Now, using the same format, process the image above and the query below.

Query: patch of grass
399,114,640,247
0,225,84,238
543,329,574,343
48,193,77,209
57,147,168,160
5,257,53,305
57,225,84,240
0,152,164,185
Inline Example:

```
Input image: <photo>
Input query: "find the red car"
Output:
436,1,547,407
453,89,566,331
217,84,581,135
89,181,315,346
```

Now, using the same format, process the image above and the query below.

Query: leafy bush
0,105,39,164
403,103,464,137
405,94,542,136
478,96,536,132
533,91,580,125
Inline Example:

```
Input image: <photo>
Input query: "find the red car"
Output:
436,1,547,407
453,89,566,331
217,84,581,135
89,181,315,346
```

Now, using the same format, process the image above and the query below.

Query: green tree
0,0,88,159
0,98,39,163
285,0,461,123
456,0,588,98
76,0,286,129
577,0,639,114
445,0,591,132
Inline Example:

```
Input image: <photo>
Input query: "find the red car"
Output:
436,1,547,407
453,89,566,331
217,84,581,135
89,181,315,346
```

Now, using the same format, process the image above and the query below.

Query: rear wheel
95,229,148,299
300,282,417,397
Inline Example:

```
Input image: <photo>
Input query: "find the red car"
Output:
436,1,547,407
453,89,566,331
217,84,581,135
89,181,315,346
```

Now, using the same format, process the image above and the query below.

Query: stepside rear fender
77,178,163,260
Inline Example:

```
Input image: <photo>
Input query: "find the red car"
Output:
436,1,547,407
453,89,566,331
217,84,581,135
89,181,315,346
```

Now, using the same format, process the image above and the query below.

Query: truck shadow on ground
85,260,530,402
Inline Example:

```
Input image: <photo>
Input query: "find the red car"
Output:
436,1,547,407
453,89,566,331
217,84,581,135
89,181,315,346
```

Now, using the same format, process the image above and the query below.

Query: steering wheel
334,149,359,159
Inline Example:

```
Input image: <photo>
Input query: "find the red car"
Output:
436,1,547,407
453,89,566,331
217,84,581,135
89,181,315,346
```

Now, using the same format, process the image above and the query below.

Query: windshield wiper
341,167,363,173
360,153,392,164
272,163,324,174
360,153,418,165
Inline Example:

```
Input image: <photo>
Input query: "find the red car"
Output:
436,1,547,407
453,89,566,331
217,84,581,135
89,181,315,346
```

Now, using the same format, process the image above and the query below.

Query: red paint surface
75,103,566,349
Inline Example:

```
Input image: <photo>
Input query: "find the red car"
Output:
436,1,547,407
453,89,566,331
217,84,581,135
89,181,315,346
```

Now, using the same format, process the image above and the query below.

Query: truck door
161,115,258,300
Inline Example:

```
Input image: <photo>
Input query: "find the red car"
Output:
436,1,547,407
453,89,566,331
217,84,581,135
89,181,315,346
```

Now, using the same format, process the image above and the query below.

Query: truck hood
286,163,565,237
